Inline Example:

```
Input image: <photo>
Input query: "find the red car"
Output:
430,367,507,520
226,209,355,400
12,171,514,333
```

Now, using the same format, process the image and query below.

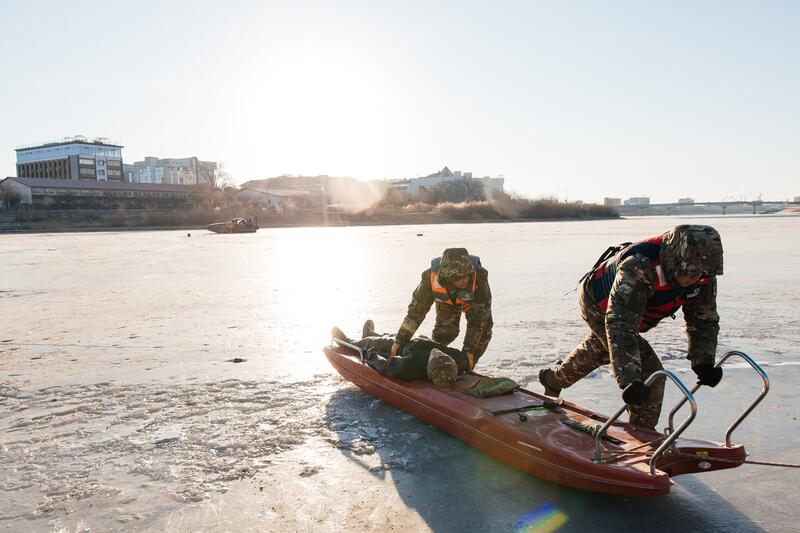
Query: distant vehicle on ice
206,216,258,234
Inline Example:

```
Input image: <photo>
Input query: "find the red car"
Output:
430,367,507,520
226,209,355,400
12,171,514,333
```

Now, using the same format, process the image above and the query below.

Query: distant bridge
617,200,798,215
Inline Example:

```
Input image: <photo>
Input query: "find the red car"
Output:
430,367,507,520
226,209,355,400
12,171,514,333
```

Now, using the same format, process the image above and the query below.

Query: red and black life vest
430,255,479,310
589,236,710,332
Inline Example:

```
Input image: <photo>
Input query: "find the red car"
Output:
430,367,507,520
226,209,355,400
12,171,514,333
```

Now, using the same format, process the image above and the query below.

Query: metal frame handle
331,338,366,363
667,350,769,447
594,370,697,476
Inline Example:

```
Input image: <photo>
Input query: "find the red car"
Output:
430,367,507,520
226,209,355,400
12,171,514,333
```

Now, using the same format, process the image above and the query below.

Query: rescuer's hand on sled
462,350,475,370
693,363,723,387
622,380,651,405
390,341,401,357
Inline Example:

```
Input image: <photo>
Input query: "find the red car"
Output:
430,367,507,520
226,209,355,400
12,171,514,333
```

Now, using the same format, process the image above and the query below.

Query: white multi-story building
624,196,651,206
16,136,124,182
126,156,217,186
404,166,505,200
603,197,622,206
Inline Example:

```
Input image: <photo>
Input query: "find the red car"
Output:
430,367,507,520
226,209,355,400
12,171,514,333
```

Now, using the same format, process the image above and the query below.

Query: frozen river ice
1,215,799,531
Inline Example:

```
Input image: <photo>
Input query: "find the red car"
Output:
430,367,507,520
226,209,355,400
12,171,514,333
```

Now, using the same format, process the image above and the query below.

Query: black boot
362,319,375,338
538,368,562,397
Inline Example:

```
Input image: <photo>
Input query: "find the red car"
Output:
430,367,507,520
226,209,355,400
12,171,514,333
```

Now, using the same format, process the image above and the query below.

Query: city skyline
6,135,791,204
1,1,798,203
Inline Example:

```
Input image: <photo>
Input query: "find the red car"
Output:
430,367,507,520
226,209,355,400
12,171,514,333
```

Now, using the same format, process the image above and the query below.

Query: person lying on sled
331,320,466,388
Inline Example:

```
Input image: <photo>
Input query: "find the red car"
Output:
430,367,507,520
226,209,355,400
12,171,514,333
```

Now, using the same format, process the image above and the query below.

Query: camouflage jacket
587,254,719,387
395,265,492,354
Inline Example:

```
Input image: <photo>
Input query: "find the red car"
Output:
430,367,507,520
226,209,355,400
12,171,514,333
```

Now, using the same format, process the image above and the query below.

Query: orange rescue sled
324,342,769,497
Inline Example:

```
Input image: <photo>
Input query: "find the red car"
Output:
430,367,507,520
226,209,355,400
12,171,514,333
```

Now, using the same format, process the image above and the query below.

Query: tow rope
674,453,800,469
744,459,800,468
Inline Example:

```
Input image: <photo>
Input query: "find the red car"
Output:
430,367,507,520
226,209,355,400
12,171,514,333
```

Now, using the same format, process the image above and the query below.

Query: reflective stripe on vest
430,255,479,310
590,235,710,331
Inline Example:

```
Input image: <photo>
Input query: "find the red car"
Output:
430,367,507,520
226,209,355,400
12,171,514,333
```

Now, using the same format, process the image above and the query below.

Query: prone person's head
427,348,458,388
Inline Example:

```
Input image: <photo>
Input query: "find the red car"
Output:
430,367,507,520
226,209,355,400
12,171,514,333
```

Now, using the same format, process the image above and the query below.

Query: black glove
693,364,723,387
622,380,651,405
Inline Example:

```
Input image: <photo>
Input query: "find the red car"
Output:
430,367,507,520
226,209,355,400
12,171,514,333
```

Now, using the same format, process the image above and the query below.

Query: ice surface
1,215,798,530
0,376,346,523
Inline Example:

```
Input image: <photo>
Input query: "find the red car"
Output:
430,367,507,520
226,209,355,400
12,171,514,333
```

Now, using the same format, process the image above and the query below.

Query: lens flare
513,503,568,533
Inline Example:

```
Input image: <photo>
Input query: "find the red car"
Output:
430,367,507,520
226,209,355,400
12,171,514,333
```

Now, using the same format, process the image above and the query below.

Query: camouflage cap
427,348,458,388
661,225,723,277
437,248,474,285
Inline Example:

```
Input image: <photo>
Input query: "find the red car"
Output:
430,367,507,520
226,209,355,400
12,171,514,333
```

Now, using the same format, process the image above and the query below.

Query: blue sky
1,1,797,202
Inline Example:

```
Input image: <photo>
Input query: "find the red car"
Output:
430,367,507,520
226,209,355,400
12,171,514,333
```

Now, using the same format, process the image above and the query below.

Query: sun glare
267,227,370,350
231,43,393,178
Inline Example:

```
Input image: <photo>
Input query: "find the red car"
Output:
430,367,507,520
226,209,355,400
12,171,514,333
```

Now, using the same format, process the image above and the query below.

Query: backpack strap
578,242,632,284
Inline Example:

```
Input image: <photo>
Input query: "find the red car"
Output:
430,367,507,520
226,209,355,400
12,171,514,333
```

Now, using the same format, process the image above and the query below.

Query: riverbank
0,210,619,234
4,212,798,235
0,198,618,233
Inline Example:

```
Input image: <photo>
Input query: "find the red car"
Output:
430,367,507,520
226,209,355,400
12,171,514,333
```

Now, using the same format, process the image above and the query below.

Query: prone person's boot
362,319,375,338
538,368,563,397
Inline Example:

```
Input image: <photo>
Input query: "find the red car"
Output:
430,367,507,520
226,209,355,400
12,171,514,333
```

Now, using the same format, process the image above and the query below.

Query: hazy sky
1,1,798,203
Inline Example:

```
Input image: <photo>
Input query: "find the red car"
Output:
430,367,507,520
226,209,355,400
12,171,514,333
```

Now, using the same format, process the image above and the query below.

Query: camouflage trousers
551,287,666,430
431,301,493,360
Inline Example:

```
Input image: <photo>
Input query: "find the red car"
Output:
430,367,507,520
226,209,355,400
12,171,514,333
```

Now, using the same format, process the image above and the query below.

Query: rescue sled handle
594,370,698,476
331,338,366,363
667,350,770,447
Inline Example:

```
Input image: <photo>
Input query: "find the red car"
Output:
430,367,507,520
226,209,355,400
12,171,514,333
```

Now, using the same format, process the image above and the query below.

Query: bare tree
426,179,486,204
216,162,234,190
196,163,218,188
0,185,21,209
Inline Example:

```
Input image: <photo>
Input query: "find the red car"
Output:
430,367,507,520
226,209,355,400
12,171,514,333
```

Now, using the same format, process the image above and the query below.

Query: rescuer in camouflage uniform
539,225,724,430
391,248,493,370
